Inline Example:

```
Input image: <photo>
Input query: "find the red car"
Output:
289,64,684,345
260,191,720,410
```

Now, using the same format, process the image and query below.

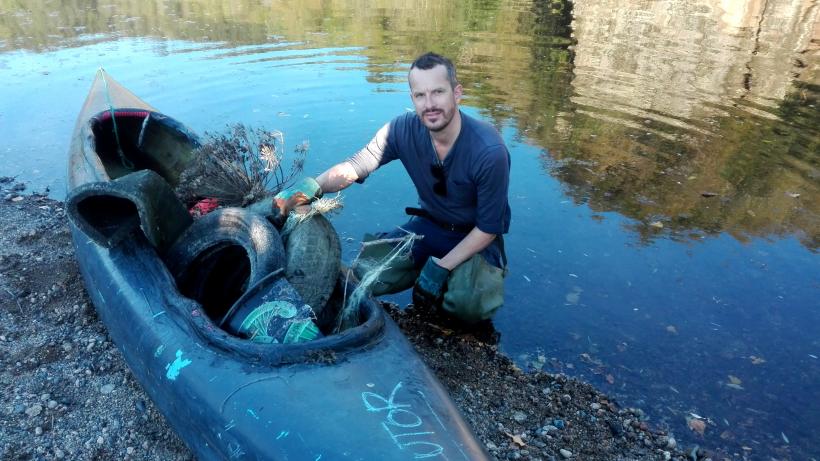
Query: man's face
408,65,462,133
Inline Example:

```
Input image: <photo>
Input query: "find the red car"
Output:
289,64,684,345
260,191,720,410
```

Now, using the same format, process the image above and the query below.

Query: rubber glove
412,257,450,307
270,177,323,225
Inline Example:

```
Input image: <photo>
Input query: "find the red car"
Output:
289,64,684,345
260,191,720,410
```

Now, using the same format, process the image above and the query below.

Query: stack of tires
164,206,341,344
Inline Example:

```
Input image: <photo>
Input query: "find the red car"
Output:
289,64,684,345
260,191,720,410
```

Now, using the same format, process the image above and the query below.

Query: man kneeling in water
274,52,510,323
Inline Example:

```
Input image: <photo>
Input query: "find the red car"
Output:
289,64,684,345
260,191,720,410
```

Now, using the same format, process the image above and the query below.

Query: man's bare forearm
438,228,496,270
316,161,359,193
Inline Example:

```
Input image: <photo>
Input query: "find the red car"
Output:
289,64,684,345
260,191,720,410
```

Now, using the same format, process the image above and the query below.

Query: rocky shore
0,182,706,460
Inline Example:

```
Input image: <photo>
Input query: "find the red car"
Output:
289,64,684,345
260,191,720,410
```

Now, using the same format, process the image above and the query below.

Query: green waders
352,232,507,323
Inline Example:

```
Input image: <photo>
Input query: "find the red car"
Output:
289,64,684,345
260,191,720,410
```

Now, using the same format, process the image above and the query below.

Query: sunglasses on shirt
431,163,446,196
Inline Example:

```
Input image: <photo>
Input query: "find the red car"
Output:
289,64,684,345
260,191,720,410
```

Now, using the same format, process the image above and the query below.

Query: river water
1,1,818,459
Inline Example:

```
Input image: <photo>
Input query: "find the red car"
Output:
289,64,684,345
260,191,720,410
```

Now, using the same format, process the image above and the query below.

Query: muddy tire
283,214,341,321
164,207,286,321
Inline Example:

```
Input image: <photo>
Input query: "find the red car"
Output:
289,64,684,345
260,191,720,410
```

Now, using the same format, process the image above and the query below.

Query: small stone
513,411,528,423
560,394,571,403
100,384,115,394
126,446,135,455
47,400,58,409
543,424,559,433
11,196,24,202
0,335,6,341
97,436,104,445
590,402,601,410
54,448,65,459
559,448,573,458
25,404,43,417
662,451,671,460
35,426,43,435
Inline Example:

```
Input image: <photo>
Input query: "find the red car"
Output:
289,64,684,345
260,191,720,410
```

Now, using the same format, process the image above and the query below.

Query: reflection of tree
2,0,817,248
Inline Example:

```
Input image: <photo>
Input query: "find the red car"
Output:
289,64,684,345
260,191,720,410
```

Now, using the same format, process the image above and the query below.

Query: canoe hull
67,70,489,460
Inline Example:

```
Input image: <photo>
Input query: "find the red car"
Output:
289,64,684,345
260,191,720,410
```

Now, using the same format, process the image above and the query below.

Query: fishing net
333,231,420,333
279,194,344,238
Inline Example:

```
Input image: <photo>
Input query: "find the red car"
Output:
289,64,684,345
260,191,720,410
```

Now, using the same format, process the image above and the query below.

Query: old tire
165,207,286,321
283,214,341,322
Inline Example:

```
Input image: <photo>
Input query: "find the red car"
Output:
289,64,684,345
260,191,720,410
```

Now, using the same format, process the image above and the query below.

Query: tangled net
279,194,345,238
333,231,420,334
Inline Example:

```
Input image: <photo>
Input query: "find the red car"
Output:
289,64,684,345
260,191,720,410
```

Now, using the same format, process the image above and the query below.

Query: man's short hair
410,52,458,89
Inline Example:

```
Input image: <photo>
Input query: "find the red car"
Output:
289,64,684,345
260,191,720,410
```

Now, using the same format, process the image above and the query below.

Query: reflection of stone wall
553,0,819,248
570,0,818,124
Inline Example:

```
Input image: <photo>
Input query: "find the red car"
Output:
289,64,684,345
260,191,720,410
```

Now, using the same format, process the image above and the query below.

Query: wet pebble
25,403,43,417
543,424,559,433
513,411,527,423
606,419,624,437
100,384,115,394
559,448,573,458
590,402,601,410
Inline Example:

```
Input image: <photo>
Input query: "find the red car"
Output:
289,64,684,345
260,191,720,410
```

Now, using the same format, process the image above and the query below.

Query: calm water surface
1,1,818,459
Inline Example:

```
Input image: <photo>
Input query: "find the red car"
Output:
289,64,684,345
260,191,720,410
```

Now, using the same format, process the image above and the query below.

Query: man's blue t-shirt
348,111,511,235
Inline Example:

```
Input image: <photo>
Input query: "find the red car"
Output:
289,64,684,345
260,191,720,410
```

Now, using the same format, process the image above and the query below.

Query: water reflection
1,0,819,458
550,0,819,249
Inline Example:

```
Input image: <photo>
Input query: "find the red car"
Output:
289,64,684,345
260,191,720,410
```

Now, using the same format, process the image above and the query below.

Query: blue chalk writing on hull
164,349,192,380
362,382,447,459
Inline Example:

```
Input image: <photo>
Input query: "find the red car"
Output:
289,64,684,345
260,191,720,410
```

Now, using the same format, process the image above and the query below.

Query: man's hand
271,177,323,225
412,257,450,307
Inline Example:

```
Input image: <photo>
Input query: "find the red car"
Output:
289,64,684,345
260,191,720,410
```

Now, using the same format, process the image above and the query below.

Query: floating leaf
505,432,526,447
687,417,706,436
728,375,742,385
666,325,678,335
749,355,766,365
649,221,664,228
